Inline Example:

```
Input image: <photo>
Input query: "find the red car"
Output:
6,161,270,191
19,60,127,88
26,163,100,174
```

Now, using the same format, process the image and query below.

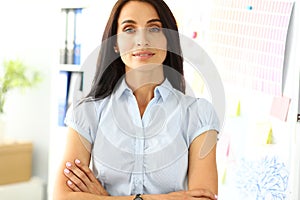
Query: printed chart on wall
217,128,291,200
208,0,296,199
208,0,295,96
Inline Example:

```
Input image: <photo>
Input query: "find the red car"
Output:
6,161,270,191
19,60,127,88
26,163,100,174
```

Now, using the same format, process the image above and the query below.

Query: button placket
128,93,145,194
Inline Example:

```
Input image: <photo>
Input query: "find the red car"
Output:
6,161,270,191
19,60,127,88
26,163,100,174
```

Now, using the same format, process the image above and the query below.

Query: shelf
59,0,90,9
59,64,83,72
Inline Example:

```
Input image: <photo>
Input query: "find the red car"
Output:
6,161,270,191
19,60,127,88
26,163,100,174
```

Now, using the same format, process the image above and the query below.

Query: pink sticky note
270,96,291,121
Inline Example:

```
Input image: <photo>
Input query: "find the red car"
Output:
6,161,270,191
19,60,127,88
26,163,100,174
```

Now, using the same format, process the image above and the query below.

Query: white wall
0,1,59,199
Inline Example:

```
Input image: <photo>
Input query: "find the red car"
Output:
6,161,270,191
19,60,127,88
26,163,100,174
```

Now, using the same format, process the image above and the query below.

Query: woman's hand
63,159,109,196
160,189,218,200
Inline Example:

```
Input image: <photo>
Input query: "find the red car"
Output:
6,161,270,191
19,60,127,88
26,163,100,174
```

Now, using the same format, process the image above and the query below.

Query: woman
53,0,219,199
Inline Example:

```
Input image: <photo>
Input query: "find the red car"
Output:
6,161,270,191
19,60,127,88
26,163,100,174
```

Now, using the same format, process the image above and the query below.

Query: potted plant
0,59,42,140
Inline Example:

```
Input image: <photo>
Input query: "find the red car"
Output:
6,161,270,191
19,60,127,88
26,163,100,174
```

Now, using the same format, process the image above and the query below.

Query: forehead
118,1,160,24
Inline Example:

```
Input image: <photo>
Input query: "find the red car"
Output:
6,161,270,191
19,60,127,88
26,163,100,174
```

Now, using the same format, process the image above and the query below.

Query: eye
123,26,136,33
148,26,161,33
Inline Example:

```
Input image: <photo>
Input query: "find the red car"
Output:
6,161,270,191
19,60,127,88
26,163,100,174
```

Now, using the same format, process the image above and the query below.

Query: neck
125,64,164,94
125,65,164,116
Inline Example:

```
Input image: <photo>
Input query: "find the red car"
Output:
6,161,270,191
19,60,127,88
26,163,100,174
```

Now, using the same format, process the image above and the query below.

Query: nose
136,28,149,47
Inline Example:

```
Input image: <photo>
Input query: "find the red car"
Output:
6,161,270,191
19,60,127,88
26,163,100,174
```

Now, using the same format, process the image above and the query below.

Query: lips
132,51,155,58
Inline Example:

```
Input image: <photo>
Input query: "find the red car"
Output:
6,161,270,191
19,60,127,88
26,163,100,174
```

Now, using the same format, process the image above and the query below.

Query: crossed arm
52,127,218,200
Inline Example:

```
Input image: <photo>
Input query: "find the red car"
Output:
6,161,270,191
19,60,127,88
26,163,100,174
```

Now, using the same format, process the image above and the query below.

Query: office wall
0,1,58,198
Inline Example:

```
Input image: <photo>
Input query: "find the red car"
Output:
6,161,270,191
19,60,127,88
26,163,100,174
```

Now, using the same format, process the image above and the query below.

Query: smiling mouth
132,51,155,58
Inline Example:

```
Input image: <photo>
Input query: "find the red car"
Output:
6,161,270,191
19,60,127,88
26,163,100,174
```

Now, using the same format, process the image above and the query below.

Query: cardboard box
0,141,33,185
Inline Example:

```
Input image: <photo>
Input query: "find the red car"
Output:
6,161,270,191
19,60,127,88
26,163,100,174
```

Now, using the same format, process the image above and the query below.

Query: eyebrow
121,18,162,25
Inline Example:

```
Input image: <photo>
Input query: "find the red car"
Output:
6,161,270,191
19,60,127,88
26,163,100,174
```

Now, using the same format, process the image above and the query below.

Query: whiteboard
167,0,300,199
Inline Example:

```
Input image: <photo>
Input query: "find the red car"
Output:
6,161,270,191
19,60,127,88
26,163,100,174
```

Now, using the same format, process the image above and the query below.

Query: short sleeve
186,98,220,145
64,101,100,144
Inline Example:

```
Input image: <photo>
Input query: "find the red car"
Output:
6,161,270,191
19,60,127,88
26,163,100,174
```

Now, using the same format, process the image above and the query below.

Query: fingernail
75,159,81,164
66,162,72,167
215,194,218,199
64,168,70,174
67,180,72,185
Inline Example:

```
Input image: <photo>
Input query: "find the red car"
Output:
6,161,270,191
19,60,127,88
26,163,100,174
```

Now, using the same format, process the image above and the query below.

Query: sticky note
254,121,273,144
226,142,230,157
270,96,291,121
222,168,227,184
236,101,241,116
192,71,205,95
266,129,273,144
228,99,241,117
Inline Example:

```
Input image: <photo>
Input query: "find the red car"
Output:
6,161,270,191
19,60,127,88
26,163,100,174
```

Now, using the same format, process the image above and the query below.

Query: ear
114,46,119,53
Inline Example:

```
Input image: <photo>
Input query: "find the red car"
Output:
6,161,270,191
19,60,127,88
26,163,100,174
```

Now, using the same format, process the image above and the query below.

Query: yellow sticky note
254,122,273,145
236,101,241,116
228,99,241,117
266,128,273,144
221,168,227,184
192,71,205,95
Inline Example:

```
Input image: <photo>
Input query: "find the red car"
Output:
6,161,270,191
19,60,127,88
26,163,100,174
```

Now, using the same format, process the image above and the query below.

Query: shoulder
72,97,108,115
171,88,213,110
185,97,218,122
178,95,220,144
188,97,215,112
64,97,110,143
65,97,110,126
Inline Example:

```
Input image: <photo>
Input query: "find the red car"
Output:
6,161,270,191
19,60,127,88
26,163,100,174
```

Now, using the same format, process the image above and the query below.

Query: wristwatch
133,194,143,200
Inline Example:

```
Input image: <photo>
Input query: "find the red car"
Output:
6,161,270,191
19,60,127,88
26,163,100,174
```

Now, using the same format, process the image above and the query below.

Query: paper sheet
208,0,295,95
270,96,291,121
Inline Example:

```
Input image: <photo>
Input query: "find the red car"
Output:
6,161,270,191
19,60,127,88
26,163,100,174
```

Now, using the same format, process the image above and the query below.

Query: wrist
133,194,143,200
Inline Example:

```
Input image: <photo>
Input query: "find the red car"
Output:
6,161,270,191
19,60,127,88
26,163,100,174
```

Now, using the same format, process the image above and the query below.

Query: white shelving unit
58,64,82,72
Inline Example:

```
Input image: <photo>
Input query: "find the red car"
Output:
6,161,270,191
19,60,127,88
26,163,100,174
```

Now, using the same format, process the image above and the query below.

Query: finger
64,168,88,192
66,180,81,192
73,159,110,196
65,162,89,192
74,159,109,196
74,159,97,183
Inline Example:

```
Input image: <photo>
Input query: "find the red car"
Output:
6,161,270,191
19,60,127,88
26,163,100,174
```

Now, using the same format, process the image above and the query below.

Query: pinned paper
192,71,205,95
184,64,205,97
221,142,231,184
221,168,227,184
208,0,294,95
266,129,273,144
270,96,291,121
217,132,234,185
226,142,230,157
236,101,241,117
253,121,273,144
228,99,241,117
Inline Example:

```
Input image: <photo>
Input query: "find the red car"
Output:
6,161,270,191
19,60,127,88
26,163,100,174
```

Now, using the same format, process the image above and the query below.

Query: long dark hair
87,0,185,100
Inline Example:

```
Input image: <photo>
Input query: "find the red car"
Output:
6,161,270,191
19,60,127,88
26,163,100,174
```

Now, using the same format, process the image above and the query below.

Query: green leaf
0,59,42,113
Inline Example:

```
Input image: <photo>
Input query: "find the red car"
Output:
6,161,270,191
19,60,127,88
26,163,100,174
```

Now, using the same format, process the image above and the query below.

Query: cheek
150,34,167,50
154,36,167,60
120,54,131,65
117,34,134,54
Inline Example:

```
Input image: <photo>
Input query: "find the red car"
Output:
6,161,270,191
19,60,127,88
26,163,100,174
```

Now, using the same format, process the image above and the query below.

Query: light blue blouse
65,78,219,196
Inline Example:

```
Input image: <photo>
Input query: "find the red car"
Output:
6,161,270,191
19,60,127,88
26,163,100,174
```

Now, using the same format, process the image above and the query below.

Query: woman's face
116,1,167,71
